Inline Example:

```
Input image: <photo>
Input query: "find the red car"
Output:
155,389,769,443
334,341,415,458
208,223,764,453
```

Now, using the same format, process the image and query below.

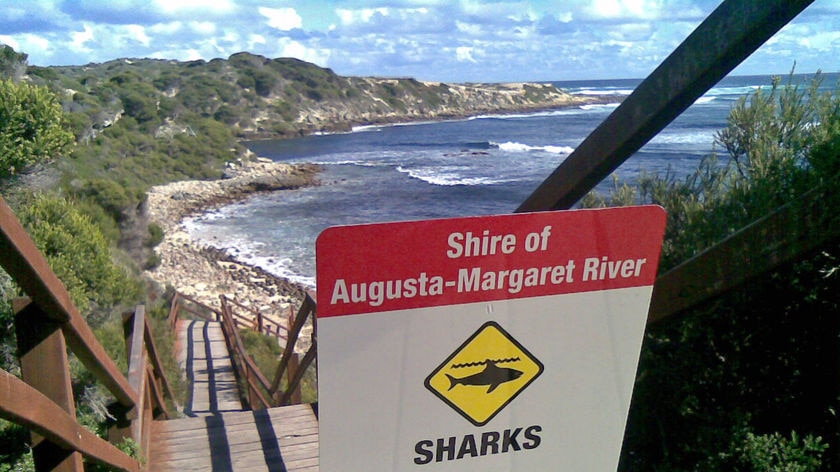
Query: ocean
184,73,837,288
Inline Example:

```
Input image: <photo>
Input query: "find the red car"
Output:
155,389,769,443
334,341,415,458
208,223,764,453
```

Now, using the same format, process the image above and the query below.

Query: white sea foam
247,255,316,288
493,141,575,154
396,166,509,186
650,129,717,145
186,227,318,288
351,124,384,132
579,103,621,111
575,87,635,96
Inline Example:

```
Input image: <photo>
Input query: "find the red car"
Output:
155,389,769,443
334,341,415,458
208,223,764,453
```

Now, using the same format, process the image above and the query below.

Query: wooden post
287,353,302,405
167,293,180,329
109,308,147,461
13,298,84,472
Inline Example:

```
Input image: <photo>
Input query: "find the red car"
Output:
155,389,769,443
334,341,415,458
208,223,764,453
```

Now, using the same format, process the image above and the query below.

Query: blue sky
1,1,839,82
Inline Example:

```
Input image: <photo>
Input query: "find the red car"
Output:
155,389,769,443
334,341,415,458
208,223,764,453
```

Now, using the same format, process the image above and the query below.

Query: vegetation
0,78,74,179
0,51,185,471
583,73,839,471
240,329,317,404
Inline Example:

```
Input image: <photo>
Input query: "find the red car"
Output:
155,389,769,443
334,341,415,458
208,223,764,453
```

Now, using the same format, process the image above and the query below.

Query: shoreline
144,159,320,332
142,97,623,331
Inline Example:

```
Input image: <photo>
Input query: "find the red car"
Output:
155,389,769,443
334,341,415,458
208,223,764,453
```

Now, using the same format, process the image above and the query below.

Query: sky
1,1,839,83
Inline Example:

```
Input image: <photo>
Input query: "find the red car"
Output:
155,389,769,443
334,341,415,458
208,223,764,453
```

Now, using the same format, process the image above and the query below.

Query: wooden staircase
147,319,319,471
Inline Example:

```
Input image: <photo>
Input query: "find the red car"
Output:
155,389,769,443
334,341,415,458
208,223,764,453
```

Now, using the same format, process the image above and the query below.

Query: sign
424,321,543,427
317,206,666,471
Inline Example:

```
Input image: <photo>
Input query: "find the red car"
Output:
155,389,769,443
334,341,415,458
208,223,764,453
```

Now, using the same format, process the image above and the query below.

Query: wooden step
148,404,319,471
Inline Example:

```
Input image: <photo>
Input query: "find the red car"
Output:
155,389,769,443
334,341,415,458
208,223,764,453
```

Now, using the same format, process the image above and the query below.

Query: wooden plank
167,293,181,328
183,321,242,415
648,183,840,323
124,308,147,399
0,370,140,472
147,366,170,419
516,0,814,212
148,406,319,472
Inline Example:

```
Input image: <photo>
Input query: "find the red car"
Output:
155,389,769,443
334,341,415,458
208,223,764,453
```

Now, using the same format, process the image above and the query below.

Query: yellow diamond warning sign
425,321,544,426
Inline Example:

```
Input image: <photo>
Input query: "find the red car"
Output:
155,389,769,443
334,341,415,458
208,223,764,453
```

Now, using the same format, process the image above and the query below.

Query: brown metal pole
516,0,814,213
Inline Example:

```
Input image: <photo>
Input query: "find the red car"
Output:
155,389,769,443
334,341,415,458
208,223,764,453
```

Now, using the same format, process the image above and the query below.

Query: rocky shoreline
144,159,320,333
142,94,621,338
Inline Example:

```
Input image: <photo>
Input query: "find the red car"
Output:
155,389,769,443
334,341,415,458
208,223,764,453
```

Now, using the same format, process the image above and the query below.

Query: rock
143,160,317,347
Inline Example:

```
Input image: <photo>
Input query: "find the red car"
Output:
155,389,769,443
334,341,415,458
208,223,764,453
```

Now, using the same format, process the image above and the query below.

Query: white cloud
152,0,234,15
71,24,94,49
188,21,217,35
249,34,266,47
455,46,477,63
336,8,389,25
585,0,665,20
797,31,840,51
255,37,330,66
125,24,151,47
149,21,183,35
455,21,483,36
7,33,51,58
259,7,303,31
0,35,20,50
0,0,836,82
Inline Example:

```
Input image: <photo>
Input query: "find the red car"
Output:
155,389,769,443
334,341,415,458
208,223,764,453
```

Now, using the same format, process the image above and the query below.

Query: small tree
0,79,74,180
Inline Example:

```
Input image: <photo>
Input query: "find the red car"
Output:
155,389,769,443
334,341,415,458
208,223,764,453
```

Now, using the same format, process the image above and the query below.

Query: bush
734,431,828,472
586,73,840,471
80,178,136,222
13,194,142,321
0,79,74,179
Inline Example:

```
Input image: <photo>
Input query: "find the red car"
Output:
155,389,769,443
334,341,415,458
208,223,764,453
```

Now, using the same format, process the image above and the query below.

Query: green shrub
734,431,828,472
80,178,136,222
145,222,164,248
0,79,74,179
14,194,142,321
591,73,840,471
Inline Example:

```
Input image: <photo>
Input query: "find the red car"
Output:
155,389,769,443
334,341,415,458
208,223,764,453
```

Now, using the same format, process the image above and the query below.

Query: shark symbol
446,360,524,393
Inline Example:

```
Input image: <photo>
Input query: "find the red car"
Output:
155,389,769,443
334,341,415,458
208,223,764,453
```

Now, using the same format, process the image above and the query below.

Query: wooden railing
168,290,317,410
223,295,289,340
0,197,175,471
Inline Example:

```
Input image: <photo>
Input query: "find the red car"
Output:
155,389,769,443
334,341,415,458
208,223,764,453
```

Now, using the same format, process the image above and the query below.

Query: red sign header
316,206,666,317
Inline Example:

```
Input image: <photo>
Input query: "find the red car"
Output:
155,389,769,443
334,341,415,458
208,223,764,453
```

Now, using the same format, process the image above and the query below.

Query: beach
144,158,320,332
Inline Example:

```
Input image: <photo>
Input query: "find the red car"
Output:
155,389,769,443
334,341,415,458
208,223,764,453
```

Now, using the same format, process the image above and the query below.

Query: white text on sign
446,226,553,258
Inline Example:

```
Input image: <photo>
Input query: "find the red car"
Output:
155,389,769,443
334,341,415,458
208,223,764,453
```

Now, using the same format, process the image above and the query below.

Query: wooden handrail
270,295,315,394
0,198,138,408
0,370,141,472
279,339,317,406
648,181,840,323
0,196,175,469
144,316,176,411
223,295,289,340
